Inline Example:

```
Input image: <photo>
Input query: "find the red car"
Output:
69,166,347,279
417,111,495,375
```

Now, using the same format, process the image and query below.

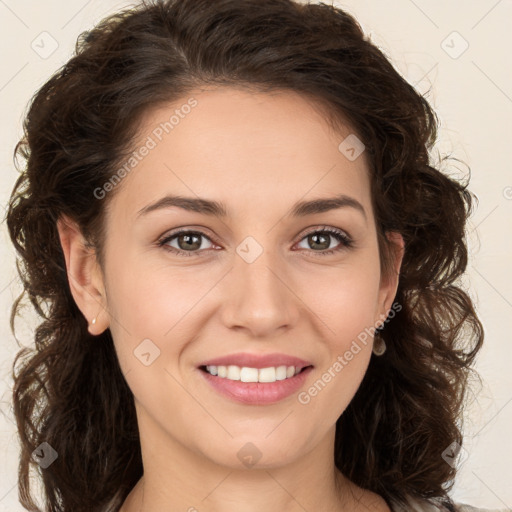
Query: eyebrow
136,193,367,221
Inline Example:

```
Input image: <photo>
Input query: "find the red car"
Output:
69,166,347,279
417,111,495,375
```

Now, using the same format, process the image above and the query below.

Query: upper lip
199,352,313,370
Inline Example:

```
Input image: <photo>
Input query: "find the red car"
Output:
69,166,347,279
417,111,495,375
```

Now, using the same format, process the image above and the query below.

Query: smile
198,365,314,405
203,364,303,382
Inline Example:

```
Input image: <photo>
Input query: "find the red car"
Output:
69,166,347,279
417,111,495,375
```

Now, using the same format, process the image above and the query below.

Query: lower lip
198,366,314,405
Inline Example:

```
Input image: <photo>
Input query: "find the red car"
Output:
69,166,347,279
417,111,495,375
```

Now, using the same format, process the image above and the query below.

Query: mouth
197,364,315,405
199,364,313,383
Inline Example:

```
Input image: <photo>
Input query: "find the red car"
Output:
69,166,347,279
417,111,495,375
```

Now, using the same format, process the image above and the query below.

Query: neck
119,408,390,512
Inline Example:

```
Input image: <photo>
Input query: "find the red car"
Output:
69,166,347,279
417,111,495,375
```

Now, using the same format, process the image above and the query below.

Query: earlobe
56,215,108,335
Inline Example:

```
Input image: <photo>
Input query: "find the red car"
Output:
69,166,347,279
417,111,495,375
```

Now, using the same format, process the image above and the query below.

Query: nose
219,249,300,338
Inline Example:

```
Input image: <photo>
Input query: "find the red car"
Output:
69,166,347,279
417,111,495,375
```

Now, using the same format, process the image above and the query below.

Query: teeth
205,365,303,383
227,365,240,380
258,367,276,383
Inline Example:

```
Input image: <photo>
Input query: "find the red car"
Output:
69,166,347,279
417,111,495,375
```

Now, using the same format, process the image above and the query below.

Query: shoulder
390,495,511,512
453,504,512,512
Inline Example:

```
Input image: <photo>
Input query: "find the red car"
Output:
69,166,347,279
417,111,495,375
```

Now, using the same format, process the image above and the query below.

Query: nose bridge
221,239,298,335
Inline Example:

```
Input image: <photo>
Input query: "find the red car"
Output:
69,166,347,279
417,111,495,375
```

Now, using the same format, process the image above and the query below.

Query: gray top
389,494,511,512
456,506,511,512
455,505,511,512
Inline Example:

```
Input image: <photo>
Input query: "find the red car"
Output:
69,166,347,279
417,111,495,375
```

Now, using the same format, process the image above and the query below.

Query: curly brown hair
5,0,484,511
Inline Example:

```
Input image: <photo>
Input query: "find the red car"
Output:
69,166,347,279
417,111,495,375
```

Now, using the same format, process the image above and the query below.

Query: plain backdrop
0,1,511,511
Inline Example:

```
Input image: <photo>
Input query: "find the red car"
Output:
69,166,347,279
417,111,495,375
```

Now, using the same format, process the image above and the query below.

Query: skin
57,86,404,512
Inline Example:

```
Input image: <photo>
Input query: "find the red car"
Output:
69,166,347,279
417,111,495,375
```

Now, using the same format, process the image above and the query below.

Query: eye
158,229,217,257
295,226,353,256
157,226,354,257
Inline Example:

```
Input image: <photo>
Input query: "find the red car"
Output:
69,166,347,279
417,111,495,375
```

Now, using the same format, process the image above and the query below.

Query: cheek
107,255,208,336
104,257,222,385
299,253,382,339
104,265,199,411
299,271,379,422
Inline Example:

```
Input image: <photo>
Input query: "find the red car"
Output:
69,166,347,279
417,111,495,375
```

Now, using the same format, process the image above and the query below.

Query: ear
375,231,404,327
56,214,109,336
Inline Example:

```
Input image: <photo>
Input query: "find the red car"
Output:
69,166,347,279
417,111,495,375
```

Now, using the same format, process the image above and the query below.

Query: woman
6,0,503,511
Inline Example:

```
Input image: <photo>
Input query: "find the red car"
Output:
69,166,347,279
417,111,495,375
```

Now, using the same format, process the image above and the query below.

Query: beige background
0,0,511,510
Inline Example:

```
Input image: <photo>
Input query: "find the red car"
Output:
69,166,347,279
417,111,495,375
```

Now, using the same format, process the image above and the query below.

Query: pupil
310,233,329,250
180,234,200,251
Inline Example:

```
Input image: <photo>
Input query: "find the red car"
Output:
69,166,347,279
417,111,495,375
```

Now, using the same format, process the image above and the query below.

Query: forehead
107,86,372,221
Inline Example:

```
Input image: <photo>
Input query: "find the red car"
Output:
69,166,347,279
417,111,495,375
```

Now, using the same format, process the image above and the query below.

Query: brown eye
157,226,353,258
158,230,215,256
174,233,203,251
295,227,353,256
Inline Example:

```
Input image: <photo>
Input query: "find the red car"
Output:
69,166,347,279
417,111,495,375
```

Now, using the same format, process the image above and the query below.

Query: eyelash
157,226,354,258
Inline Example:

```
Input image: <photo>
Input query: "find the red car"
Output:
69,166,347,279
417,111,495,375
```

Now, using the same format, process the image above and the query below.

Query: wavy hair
5,0,484,510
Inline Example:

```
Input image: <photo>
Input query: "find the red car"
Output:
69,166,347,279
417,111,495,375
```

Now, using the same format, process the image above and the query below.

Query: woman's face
67,87,402,470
